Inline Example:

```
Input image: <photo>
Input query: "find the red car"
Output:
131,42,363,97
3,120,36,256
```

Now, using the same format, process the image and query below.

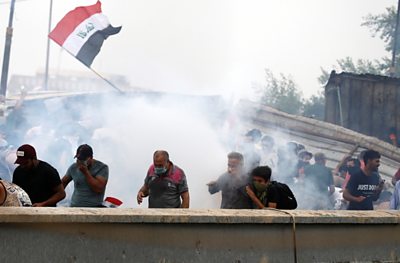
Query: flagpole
57,46,124,94
48,1,123,94
44,0,53,91
0,0,16,97
391,0,400,77
88,67,124,94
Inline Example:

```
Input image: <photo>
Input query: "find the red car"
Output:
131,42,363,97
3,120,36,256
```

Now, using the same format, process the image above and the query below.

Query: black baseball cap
74,144,93,161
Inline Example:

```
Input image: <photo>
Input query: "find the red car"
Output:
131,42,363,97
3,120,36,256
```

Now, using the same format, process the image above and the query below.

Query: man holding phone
343,149,384,210
62,144,109,207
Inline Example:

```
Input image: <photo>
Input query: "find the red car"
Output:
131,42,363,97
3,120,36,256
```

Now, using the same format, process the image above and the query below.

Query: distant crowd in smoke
0,91,395,209
228,127,394,210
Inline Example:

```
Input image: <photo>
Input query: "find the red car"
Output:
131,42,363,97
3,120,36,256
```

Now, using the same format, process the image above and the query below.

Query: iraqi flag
49,1,121,67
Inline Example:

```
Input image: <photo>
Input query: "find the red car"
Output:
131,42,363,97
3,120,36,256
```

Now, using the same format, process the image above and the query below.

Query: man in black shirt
12,144,65,207
245,166,279,209
343,149,383,210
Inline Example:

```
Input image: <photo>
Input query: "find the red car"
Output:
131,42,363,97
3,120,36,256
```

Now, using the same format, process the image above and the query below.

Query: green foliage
319,5,400,84
302,93,325,120
362,6,397,53
256,69,325,120
318,57,388,85
258,69,303,115
259,6,400,119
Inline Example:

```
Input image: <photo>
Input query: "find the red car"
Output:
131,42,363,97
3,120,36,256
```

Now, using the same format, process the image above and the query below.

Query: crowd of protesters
219,128,390,210
0,94,110,207
0,92,398,210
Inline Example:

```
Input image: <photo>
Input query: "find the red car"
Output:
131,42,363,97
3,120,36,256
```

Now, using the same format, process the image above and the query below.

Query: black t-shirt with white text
346,169,380,210
12,161,61,206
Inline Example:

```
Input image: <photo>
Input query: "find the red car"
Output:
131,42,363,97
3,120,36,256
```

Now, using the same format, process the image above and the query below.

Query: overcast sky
0,0,397,98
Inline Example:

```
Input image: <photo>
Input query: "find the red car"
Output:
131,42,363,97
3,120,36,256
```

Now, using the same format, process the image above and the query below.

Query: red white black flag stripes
49,1,121,67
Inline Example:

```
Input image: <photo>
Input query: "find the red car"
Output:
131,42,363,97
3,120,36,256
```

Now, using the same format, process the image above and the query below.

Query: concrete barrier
0,208,399,263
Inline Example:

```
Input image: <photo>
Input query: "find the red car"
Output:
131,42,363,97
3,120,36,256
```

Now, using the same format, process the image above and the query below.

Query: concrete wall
0,208,399,263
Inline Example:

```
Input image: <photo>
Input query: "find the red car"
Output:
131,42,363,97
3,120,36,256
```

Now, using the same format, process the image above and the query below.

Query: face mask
253,181,268,192
154,167,167,175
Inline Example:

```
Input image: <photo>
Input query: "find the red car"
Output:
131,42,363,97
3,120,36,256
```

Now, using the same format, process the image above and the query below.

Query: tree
319,5,399,84
362,6,397,54
258,7,398,120
257,69,303,115
256,69,325,120
302,92,325,120
318,57,387,85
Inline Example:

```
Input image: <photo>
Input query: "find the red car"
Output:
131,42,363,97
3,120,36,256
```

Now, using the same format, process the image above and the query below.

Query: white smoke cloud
6,91,345,210
13,92,233,208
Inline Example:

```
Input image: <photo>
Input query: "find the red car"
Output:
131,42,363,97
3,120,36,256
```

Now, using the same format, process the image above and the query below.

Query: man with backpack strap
246,166,297,209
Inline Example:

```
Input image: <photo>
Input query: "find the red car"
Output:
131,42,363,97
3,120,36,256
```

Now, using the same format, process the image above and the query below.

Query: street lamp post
0,0,16,97
391,0,400,77
44,0,53,91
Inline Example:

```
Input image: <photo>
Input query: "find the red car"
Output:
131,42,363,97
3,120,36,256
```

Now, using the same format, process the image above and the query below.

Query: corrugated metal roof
326,70,400,87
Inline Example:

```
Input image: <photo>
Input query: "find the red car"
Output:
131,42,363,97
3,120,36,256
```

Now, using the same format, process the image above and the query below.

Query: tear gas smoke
6,92,236,208
3,91,344,209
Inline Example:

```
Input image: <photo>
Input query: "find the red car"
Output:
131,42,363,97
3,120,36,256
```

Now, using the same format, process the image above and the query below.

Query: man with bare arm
137,150,189,208
62,144,108,207
343,149,383,210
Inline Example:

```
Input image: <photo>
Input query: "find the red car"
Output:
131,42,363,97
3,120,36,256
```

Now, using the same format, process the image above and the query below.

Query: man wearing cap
62,144,109,207
137,150,189,208
12,144,66,207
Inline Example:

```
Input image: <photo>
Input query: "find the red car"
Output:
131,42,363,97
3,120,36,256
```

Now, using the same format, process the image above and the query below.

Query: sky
0,0,397,99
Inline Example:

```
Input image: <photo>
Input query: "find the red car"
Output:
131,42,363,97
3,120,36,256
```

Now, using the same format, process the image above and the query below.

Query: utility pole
391,0,400,77
0,0,16,97
44,0,53,91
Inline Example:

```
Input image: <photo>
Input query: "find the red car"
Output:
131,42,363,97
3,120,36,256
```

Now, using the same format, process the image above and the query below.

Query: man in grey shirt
62,144,109,207
137,150,189,208
207,152,251,209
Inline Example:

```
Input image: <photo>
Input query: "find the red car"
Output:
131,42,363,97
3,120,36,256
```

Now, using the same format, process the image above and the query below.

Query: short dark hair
227,152,244,163
153,150,169,161
245,129,262,141
314,152,326,163
363,149,380,165
358,150,367,161
250,166,272,181
298,149,313,159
